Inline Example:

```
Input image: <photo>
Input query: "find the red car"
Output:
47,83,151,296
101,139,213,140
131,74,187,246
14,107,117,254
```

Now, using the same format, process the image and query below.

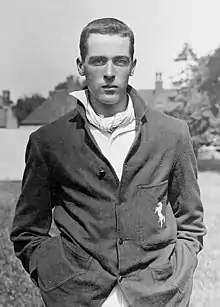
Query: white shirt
70,90,135,306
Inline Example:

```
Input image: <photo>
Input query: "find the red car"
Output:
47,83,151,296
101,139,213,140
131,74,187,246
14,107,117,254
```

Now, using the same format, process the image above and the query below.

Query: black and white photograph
1,1,220,306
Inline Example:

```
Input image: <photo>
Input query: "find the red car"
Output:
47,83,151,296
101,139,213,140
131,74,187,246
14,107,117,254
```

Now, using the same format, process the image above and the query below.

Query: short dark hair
79,18,135,61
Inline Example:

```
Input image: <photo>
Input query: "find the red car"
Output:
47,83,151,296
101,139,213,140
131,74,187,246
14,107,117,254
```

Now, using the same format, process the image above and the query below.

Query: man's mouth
102,85,118,89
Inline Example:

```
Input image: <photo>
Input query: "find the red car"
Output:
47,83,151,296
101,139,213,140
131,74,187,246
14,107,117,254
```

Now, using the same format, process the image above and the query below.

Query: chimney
155,73,163,93
2,90,11,105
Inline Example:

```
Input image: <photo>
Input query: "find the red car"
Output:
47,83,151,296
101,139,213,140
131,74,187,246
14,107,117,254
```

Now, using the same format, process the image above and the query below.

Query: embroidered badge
155,202,165,227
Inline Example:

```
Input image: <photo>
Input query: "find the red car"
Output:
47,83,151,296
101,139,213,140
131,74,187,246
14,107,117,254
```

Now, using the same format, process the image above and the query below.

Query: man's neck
88,92,128,118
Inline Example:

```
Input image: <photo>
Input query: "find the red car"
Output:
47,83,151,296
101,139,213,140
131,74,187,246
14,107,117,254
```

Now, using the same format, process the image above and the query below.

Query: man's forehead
86,34,130,57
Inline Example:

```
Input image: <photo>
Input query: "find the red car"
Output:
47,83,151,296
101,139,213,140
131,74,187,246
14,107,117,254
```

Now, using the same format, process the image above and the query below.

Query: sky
1,0,220,102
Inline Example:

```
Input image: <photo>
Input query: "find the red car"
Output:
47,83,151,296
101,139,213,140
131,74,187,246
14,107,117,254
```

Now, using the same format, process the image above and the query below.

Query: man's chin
98,94,120,105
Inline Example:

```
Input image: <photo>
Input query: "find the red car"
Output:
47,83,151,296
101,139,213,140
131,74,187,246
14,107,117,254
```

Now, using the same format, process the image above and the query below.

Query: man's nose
104,61,116,80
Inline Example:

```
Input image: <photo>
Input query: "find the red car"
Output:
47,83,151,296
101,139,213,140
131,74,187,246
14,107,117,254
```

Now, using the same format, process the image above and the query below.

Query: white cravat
82,90,135,133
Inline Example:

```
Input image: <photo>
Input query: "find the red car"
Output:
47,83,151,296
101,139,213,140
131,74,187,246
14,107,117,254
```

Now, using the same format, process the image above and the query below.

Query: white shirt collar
69,90,134,117
69,90,87,108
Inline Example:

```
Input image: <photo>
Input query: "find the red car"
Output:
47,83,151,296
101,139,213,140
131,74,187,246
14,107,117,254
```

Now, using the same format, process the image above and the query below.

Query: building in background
138,72,177,112
0,90,18,128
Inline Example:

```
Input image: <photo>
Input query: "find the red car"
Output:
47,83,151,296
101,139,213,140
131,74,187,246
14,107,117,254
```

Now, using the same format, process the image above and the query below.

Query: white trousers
101,285,129,307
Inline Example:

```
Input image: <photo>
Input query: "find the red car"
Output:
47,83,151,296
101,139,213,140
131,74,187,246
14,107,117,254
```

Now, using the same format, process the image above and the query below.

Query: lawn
0,181,44,307
0,167,220,306
191,171,220,306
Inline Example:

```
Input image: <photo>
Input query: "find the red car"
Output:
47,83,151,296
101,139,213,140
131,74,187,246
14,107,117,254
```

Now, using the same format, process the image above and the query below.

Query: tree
13,94,46,124
165,43,220,156
54,75,87,92
200,45,220,115
54,81,68,90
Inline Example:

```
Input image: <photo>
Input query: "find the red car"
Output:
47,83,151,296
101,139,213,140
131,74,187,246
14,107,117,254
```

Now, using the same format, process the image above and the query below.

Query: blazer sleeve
10,133,53,279
168,120,207,255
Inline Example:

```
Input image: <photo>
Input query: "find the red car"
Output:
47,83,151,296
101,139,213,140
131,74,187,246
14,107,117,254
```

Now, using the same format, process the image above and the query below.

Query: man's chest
46,125,176,191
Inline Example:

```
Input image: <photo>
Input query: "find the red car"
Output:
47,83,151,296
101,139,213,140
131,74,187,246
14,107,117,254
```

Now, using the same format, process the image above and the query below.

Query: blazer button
118,238,124,245
98,169,105,179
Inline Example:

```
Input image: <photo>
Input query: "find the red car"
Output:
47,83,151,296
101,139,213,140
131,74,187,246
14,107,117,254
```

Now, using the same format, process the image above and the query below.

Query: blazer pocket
36,235,92,292
150,259,174,284
137,180,168,189
183,241,198,272
134,180,169,246
169,239,198,296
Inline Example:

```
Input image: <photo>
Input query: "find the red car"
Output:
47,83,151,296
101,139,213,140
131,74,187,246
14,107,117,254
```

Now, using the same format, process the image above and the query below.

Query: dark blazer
10,86,206,307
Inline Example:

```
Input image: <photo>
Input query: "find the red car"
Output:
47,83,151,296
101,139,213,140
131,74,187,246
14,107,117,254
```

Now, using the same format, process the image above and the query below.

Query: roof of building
138,88,177,112
20,90,77,126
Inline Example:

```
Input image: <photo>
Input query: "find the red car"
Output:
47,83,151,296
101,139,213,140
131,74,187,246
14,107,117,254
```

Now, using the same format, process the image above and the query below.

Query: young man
10,18,206,307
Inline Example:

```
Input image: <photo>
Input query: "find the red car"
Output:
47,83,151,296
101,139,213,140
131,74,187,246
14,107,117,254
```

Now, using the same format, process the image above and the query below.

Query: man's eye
90,57,107,66
113,58,129,66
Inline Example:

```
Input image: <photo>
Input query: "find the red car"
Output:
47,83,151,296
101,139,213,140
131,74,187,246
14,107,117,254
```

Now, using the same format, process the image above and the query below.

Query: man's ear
77,57,85,76
130,58,137,76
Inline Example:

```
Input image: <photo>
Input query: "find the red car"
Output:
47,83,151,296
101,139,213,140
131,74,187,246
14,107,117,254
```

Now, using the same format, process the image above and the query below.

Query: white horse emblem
155,202,165,227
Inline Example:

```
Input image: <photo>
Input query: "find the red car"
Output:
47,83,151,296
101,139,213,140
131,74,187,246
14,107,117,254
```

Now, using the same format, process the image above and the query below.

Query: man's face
77,34,136,106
